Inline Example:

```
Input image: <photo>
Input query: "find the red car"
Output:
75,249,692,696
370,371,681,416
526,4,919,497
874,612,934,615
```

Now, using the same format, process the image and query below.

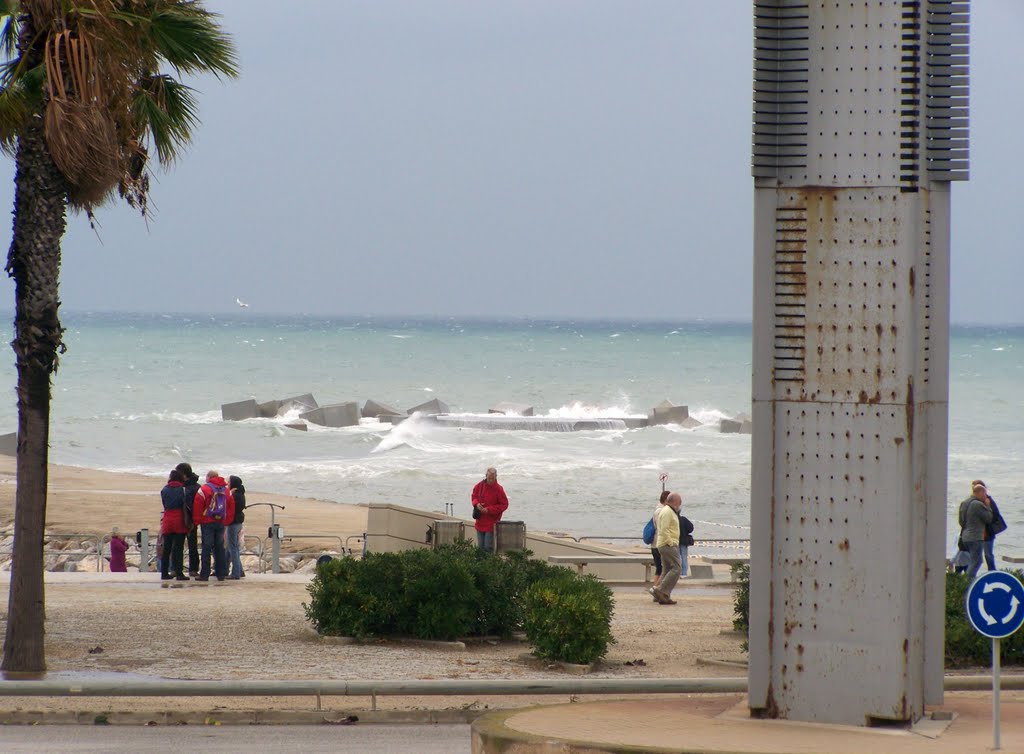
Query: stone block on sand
300,402,360,428
0,432,16,457
257,400,282,418
488,402,535,416
648,401,690,426
407,398,449,415
362,399,403,418
278,393,318,414
689,564,715,579
222,399,258,421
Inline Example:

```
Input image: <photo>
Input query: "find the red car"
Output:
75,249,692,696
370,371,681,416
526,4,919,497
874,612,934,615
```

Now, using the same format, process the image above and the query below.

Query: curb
0,708,485,726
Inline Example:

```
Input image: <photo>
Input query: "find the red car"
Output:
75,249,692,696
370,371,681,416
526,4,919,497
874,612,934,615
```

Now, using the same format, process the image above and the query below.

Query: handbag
472,505,481,520
992,511,1008,536
957,535,967,552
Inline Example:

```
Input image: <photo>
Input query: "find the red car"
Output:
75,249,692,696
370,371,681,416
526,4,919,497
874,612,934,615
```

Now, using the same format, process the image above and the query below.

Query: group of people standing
159,462,247,582
647,490,694,605
955,478,1007,579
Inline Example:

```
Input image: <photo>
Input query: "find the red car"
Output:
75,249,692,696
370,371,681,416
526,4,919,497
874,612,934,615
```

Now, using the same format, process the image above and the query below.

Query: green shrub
522,571,615,665
304,540,571,642
732,563,750,633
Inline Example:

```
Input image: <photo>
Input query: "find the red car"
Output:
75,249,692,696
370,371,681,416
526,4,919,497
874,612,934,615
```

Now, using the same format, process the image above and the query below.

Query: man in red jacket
192,470,235,581
471,467,509,552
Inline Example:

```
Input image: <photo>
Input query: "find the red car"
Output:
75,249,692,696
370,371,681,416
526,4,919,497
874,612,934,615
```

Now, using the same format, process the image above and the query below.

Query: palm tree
0,0,236,672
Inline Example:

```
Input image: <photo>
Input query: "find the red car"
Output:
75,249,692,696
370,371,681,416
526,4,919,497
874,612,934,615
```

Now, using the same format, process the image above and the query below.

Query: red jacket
192,476,235,526
471,479,508,533
160,481,189,535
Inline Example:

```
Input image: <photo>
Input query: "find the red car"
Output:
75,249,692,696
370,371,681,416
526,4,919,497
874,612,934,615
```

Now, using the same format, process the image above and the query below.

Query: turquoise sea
0,313,1020,557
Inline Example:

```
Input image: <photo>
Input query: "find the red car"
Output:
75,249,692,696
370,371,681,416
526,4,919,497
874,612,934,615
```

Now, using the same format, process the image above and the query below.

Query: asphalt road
0,723,473,753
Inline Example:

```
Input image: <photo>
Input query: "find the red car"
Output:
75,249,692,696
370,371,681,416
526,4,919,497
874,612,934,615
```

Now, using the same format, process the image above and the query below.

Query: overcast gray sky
0,1,1021,324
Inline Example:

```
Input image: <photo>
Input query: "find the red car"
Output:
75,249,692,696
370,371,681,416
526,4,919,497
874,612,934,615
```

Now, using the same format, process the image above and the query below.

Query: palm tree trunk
2,113,68,673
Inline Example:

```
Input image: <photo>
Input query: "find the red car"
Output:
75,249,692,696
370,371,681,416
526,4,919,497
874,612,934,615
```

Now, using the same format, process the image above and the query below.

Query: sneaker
160,574,173,580
175,575,189,581
651,588,669,604
194,576,209,582
661,599,678,605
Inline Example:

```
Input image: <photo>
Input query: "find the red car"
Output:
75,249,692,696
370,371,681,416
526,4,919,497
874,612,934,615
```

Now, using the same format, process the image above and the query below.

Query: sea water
0,313,1019,557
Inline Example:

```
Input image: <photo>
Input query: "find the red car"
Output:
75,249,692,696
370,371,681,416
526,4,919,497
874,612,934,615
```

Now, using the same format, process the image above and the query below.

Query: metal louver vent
752,0,810,178
900,1,922,191
925,0,970,180
773,205,807,382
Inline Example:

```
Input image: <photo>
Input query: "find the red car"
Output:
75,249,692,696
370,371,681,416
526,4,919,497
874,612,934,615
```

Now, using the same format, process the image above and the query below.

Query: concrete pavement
471,692,1024,753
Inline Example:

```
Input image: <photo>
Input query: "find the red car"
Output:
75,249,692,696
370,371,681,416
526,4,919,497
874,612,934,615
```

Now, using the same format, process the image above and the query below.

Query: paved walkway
472,692,1024,753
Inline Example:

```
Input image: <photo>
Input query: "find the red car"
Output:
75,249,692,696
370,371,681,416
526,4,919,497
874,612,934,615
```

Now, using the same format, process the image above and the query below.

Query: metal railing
39,533,104,572
0,675,1018,712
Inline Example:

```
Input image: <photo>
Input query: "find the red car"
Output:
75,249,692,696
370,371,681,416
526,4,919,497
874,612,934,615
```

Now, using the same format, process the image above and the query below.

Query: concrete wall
366,503,653,582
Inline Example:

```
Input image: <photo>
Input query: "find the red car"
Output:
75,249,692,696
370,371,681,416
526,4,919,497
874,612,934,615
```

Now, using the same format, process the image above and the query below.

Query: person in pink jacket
108,527,128,573
471,467,509,552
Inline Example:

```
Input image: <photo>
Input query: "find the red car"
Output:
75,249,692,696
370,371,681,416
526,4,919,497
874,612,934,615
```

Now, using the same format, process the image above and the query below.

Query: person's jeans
678,545,689,576
983,538,996,571
162,532,185,577
657,545,682,597
476,530,494,552
966,540,985,579
227,522,244,578
200,522,228,580
187,527,199,574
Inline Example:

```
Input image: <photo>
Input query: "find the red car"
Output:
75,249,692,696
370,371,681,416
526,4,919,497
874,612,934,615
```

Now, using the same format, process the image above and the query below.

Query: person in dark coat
176,462,202,576
160,469,190,580
227,474,247,579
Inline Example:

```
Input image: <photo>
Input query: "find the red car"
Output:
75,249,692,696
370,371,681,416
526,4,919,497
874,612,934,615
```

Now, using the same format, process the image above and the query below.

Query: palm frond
0,7,19,60
132,73,197,164
105,1,238,79
0,60,43,156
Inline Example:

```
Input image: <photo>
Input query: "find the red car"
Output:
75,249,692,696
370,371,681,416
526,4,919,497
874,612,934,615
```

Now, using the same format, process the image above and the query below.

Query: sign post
659,473,668,492
965,571,1024,751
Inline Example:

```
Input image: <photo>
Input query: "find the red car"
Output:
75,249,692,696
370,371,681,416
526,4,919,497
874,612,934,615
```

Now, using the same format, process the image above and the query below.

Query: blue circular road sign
966,571,1024,639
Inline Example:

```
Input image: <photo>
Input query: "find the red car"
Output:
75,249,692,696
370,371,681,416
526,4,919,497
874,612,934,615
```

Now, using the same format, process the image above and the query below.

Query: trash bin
494,521,526,552
432,520,466,548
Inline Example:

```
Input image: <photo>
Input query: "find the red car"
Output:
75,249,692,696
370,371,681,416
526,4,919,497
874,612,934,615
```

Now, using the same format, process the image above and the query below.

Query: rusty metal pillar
748,0,968,725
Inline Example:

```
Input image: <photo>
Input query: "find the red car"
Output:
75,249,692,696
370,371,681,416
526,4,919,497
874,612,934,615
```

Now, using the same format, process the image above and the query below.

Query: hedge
304,540,615,664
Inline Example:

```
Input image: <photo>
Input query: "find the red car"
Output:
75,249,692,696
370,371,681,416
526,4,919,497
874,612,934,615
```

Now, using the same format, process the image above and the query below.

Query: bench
700,555,750,582
547,555,656,582
1002,556,1024,564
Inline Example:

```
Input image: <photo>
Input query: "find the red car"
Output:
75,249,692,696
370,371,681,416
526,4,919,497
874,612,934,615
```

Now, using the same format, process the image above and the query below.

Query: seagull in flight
235,297,250,308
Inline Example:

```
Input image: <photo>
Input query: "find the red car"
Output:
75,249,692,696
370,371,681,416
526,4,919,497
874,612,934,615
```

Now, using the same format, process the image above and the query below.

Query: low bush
304,540,575,643
522,571,615,665
732,563,750,633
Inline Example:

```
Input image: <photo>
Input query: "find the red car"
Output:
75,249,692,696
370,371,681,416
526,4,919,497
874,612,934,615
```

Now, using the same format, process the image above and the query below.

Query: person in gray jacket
959,483,994,579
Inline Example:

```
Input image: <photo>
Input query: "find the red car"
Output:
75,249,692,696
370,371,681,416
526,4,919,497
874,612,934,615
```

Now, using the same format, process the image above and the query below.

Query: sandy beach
0,459,744,715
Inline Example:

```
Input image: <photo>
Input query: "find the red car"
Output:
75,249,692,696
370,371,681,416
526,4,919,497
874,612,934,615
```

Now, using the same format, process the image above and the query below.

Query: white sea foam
543,401,641,418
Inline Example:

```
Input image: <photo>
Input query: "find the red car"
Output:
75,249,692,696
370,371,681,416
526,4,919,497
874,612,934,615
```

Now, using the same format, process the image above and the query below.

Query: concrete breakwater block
407,398,449,415
0,432,16,457
301,402,360,428
284,422,308,431
720,414,752,434
647,400,700,427
222,399,258,421
362,399,403,418
279,393,318,413
257,399,281,418
488,402,535,417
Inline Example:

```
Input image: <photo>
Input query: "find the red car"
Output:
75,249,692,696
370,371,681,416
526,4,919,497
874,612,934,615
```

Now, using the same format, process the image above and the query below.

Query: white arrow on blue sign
966,571,1024,639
